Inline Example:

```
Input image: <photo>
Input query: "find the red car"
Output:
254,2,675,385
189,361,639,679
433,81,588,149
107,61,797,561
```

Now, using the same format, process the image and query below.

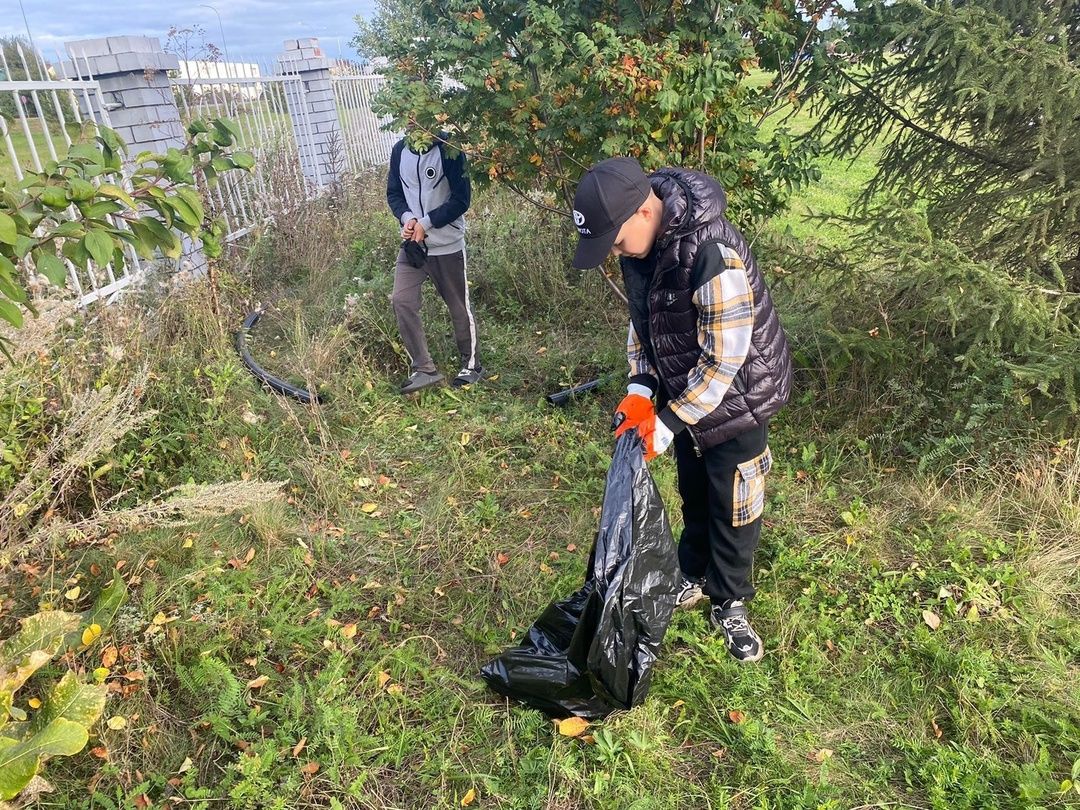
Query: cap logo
573,209,591,235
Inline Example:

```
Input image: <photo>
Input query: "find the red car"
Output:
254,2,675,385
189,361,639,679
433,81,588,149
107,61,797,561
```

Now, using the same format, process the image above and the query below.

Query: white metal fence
0,44,146,306
1,43,398,309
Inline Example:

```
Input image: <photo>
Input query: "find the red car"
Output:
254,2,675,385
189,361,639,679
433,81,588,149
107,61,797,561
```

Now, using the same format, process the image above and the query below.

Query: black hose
235,310,322,405
546,374,617,406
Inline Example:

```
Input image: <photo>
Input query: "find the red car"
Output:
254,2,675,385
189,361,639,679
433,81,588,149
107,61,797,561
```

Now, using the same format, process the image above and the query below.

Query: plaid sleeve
669,243,755,425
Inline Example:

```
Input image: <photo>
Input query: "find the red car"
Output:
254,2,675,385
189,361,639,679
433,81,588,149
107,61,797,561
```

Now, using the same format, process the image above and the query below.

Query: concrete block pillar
63,37,185,155
61,37,205,276
278,38,343,189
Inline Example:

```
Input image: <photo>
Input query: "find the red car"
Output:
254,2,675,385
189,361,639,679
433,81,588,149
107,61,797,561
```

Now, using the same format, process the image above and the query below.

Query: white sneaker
675,576,706,609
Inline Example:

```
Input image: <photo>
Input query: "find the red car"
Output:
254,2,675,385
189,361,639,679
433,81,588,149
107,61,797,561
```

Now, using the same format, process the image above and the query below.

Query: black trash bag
480,433,679,718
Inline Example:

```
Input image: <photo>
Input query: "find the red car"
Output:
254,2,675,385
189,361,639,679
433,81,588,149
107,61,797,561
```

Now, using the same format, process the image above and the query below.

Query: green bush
771,201,1080,468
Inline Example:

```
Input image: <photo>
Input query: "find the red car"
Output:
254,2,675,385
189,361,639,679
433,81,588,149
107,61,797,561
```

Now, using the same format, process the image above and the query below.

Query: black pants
674,422,769,604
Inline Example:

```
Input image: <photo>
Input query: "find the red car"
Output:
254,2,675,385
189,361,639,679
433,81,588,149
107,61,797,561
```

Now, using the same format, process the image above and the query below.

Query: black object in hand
401,239,428,268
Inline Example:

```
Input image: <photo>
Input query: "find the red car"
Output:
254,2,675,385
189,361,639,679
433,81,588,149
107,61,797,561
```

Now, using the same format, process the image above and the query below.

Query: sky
2,0,379,64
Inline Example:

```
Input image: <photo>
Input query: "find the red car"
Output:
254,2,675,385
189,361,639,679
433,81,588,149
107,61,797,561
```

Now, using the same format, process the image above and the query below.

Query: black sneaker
451,366,485,388
709,601,764,663
675,576,706,609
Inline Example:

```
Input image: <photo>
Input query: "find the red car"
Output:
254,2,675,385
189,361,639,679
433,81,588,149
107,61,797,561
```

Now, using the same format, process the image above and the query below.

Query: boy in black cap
573,156,793,663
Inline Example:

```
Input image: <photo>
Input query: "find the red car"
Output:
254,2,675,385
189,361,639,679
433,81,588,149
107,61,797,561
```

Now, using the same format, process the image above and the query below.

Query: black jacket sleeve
425,146,471,229
386,139,410,223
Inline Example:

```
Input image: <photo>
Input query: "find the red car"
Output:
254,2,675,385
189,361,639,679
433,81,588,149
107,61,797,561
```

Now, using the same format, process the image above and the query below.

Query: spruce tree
816,0,1080,290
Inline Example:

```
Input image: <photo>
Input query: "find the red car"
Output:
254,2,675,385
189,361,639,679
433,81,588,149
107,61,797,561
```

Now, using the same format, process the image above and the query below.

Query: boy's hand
613,390,654,436
411,220,427,242
401,218,417,239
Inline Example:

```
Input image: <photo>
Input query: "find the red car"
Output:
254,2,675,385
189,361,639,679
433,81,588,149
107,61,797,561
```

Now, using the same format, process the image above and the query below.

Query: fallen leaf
539,563,554,575
361,502,378,514
122,671,145,682
460,432,471,446
81,623,102,646
65,586,81,601
710,748,727,760
300,762,320,774
89,563,102,576
825,639,836,652
106,715,127,730
814,748,834,762
27,697,41,709
496,552,510,566
386,684,404,695
341,623,358,639
244,547,256,564
728,710,746,725
377,474,391,486
555,716,589,737
178,757,193,773
931,718,943,739
922,610,941,630
672,700,685,709
363,580,382,590
90,746,109,759
133,795,151,809
182,537,194,549
292,737,307,757
247,675,269,689
461,788,477,806
152,612,171,626
566,543,577,553
340,449,351,461
377,671,391,689
367,605,382,619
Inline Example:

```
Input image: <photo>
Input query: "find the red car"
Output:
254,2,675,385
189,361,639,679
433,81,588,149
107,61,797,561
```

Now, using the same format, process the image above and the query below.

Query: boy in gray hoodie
386,131,483,393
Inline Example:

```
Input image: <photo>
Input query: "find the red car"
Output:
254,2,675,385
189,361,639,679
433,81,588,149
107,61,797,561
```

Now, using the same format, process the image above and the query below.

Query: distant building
177,60,261,100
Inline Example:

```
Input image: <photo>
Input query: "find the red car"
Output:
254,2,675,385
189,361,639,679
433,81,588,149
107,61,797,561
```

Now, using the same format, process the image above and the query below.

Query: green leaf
0,613,80,725
175,187,204,223
79,201,123,219
95,183,136,210
0,718,89,800
166,196,201,229
40,187,68,210
66,178,95,202
0,213,17,245
51,221,85,238
0,298,23,329
30,673,105,735
33,251,67,287
231,151,255,171
82,230,114,268
0,256,28,305
67,144,104,166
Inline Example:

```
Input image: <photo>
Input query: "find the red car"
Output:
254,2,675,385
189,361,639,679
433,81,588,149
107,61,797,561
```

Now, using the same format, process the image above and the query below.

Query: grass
1,110,1079,810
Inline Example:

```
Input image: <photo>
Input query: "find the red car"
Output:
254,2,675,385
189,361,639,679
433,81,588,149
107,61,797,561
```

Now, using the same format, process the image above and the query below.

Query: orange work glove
637,413,676,461
613,390,655,437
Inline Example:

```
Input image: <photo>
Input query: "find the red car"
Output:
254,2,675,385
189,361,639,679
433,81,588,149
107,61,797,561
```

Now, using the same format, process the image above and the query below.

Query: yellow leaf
555,716,589,737
81,623,102,646
922,610,941,630
460,432,471,446
152,612,170,626
386,683,404,695
361,502,378,514
539,563,554,575
461,788,477,806
247,675,270,689
377,671,391,689
65,586,81,601
93,667,109,683
341,623,358,639
814,748,834,762
106,715,127,730
27,697,41,709
182,537,194,549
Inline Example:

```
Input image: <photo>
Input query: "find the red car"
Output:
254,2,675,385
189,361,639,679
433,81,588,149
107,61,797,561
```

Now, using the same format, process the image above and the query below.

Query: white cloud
3,0,377,61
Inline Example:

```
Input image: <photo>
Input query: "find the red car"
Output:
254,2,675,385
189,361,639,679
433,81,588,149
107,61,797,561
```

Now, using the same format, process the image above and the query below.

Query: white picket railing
330,68,399,174
0,44,146,307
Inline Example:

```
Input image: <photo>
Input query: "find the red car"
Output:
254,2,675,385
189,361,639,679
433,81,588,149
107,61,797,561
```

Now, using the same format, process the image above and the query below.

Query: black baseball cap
571,157,652,269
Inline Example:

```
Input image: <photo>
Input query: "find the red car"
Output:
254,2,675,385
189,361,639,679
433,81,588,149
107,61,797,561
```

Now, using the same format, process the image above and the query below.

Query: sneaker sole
400,377,445,394
675,591,707,610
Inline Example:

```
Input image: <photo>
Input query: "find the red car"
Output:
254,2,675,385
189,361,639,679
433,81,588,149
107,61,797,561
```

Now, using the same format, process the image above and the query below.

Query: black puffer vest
621,169,793,449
